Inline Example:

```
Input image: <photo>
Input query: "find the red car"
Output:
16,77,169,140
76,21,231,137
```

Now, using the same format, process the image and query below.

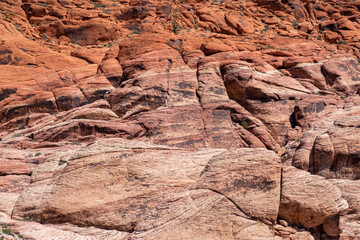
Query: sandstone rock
288,231,315,240
284,106,360,176
329,179,360,213
52,86,88,111
321,58,360,92
196,148,281,223
200,41,233,55
330,179,360,238
0,160,36,176
225,13,254,34
0,175,31,193
2,0,360,238
0,214,128,240
70,47,107,64
323,30,341,43
338,214,360,239
292,95,341,128
322,216,341,237
279,166,348,228
0,193,19,216
289,62,327,90
312,116,360,179
279,219,288,227
98,58,123,86
11,139,279,239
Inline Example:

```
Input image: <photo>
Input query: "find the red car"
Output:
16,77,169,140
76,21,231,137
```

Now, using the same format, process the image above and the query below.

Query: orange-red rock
1,0,360,238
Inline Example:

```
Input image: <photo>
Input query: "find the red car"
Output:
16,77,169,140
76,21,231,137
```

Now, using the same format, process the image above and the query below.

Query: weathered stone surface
0,214,128,240
196,148,281,223
338,214,360,239
327,179,360,239
11,139,280,239
0,192,19,216
329,179,360,213
313,116,360,179
0,175,30,193
279,166,348,228
1,0,360,238
285,110,360,179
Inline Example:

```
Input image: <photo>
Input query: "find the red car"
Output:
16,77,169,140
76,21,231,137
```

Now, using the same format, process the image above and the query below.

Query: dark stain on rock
212,109,229,119
303,102,325,115
89,161,105,168
174,138,204,148
315,102,325,112
171,89,194,97
167,39,182,51
24,94,36,100
178,82,193,90
352,75,360,81
338,64,348,72
19,48,29,52
233,176,277,191
214,88,226,95
0,88,16,101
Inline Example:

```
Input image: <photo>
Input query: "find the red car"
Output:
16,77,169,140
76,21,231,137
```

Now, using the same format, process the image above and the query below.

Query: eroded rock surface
1,0,360,238
10,139,280,239
279,166,348,228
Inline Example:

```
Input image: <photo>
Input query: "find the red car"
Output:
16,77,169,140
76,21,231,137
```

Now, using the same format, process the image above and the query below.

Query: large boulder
196,148,281,223
279,166,348,228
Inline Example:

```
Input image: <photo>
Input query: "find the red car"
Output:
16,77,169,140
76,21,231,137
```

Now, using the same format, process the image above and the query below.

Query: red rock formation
1,0,360,238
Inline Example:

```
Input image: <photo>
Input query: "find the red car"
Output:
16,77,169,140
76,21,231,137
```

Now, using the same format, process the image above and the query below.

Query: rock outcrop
9,139,280,239
279,166,348,228
1,0,360,238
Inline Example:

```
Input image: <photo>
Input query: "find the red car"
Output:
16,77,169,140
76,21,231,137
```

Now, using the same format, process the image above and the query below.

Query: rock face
282,108,360,238
279,166,348,228
313,116,360,179
197,148,281,223
11,139,280,239
284,108,360,179
328,179,360,239
1,0,360,238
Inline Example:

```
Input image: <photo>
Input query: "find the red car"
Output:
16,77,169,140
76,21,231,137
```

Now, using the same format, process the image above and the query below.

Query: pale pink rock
279,166,348,228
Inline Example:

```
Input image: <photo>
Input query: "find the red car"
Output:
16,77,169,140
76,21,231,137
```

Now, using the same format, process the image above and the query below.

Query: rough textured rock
284,108,360,179
196,148,281,223
11,139,280,239
1,0,360,238
313,116,360,179
328,179,360,239
279,166,348,228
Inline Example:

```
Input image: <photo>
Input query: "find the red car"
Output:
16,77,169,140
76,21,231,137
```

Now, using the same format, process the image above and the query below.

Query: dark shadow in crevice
289,111,298,129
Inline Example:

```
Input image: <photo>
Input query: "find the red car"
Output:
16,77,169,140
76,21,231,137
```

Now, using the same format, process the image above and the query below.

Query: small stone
279,219,288,227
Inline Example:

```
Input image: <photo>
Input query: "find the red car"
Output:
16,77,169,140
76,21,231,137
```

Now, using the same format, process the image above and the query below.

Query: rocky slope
1,0,360,239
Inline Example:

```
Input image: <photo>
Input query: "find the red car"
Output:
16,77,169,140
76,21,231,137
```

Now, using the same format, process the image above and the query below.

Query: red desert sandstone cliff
1,0,360,239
